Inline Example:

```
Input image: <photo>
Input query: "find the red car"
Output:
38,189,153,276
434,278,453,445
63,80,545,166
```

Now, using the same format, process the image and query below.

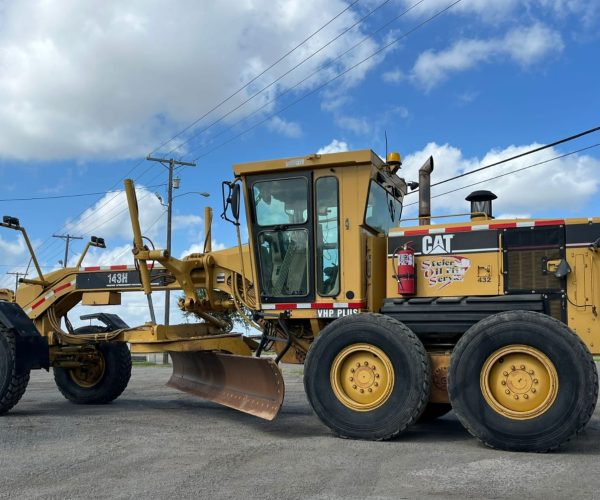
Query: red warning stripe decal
262,301,366,311
395,219,565,237
24,279,77,315
82,264,162,271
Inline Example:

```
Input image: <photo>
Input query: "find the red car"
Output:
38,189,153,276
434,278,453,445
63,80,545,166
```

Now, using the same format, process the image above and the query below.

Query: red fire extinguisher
396,243,416,295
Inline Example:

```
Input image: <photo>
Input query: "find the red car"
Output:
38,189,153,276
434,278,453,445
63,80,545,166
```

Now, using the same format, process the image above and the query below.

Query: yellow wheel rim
480,345,558,420
330,343,394,412
69,353,106,388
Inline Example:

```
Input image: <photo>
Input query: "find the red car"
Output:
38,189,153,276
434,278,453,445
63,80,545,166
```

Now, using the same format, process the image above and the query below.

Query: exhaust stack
418,156,434,226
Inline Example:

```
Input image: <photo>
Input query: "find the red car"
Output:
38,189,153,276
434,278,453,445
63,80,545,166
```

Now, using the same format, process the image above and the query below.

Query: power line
152,0,362,157
167,0,398,159
405,125,600,194
40,176,165,266
182,0,427,161
0,183,167,203
31,168,163,264
52,233,83,267
31,2,367,261
404,142,600,207
190,0,462,162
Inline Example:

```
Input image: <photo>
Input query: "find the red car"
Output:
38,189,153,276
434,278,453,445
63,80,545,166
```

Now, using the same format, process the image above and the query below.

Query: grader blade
167,351,285,420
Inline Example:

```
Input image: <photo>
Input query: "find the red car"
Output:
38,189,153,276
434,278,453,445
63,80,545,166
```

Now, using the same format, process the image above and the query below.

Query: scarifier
0,148,598,452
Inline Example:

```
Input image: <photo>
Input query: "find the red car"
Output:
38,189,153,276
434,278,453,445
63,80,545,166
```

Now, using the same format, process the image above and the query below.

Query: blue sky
0,0,598,325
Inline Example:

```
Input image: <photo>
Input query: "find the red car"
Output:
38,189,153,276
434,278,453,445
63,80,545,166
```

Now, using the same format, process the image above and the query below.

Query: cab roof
232,149,384,176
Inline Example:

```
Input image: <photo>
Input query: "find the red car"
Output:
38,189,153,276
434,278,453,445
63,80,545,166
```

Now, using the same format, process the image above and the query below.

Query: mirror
231,183,240,221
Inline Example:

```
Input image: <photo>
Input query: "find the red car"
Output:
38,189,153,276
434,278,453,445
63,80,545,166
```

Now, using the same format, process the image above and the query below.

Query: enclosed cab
233,150,405,321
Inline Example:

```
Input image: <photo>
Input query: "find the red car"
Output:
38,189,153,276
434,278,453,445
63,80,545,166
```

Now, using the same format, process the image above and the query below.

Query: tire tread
0,329,30,415
305,313,430,441
449,310,598,452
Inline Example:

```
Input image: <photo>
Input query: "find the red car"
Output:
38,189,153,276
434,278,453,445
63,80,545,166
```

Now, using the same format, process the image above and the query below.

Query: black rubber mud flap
0,301,49,374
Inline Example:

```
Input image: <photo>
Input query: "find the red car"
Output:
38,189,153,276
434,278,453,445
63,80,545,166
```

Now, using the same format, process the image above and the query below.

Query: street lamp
173,191,210,201
154,191,210,206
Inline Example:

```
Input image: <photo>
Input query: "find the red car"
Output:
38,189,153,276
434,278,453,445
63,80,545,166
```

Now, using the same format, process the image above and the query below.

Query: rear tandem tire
449,310,598,452
0,328,30,415
54,340,132,405
304,313,430,440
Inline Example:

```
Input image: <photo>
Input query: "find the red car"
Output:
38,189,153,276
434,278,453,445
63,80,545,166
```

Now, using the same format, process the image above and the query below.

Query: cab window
315,177,340,296
253,178,308,226
251,175,312,300
364,181,403,234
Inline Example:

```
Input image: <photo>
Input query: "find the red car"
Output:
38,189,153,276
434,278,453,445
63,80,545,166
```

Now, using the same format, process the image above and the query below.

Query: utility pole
146,156,196,363
6,271,27,294
52,234,83,267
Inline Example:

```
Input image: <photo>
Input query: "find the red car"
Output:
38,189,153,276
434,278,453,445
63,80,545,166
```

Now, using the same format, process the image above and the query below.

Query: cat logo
422,234,454,255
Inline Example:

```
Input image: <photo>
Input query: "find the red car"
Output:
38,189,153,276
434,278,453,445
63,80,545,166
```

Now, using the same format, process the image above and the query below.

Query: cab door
248,172,314,304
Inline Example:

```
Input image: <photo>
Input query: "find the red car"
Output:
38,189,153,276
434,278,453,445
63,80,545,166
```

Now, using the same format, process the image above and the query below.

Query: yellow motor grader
0,149,598,452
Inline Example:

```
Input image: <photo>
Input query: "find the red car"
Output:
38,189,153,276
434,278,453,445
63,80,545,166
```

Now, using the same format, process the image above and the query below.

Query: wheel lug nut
514,395,519,400
523,394,529,399
374,382,378,387
529,370,534,375
364,361,369,366
501,381,507,386
356,363,361,368
368,388,372,393
533,379,538,384
520,365,525,370
360,389,364,393
375,373,380,378
503,371,509,376
511,365,516,371
350,368,355,373
352,385,357,389
372,366,376,370
505,389,510,394
531,388,536,393
349,377,354,382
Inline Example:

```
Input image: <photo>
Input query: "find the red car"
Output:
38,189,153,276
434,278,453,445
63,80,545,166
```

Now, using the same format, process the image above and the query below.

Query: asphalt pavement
1,364,599,500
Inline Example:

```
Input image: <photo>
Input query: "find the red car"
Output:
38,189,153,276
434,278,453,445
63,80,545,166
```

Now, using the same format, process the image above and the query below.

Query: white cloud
317,139,349,154
399,0,598,24
180,241,227,257
68,291,185,330
382,67,405,84
69,243,134,268
411,24,563,90
400,142,600,218
0,0,378,160
266,116,302,138
64,185,166,241
0,234,32,288
496,213,532,220
335,115,371,135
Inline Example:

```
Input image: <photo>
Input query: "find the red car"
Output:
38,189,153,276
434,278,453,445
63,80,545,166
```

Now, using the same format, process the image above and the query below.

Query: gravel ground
1,364,599,500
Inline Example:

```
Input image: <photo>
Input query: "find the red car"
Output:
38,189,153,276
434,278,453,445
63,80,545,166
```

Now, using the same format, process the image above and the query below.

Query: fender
0,301,49,374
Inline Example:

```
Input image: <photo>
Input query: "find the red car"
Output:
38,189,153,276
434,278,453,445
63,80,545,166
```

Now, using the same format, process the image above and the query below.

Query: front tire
54,341,131,404
0,329,30,414
449,310,598,452
304,313,430,440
